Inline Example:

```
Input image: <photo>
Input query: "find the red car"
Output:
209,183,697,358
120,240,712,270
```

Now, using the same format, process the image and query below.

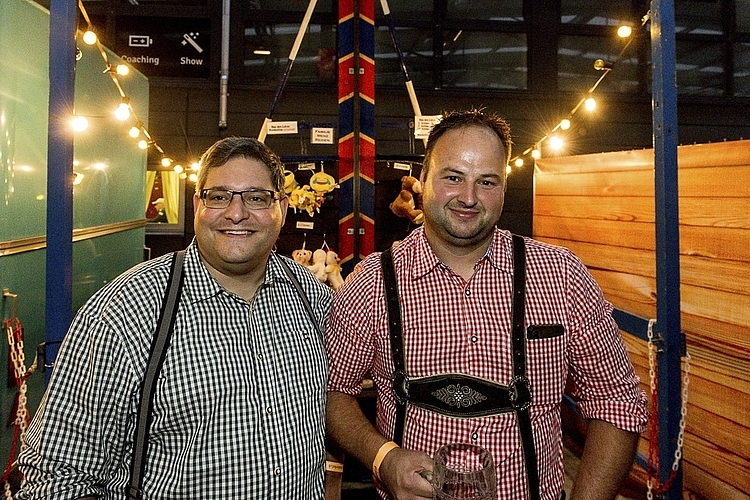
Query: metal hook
3,288,18,320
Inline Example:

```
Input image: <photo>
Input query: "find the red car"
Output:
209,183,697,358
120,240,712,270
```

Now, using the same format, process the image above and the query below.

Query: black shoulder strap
127,250,186,500
277,255,322,337
380,246,406,445
511,234,539,500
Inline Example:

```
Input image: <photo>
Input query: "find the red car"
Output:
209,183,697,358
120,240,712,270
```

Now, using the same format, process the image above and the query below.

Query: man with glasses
18,137,333,499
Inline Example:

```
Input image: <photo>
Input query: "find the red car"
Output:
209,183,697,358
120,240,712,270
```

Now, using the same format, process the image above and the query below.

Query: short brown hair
423,109,513,175
195,137,285,193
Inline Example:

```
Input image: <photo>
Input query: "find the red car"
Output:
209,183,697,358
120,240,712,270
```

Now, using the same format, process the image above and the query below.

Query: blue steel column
651,0,683,497
46,0,77,381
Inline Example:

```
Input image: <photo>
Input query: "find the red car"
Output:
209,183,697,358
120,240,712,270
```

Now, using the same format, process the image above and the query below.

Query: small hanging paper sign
311,127,335,144
414,115,442,139
298,162,316,171
393,162,412,171
267,121,299,135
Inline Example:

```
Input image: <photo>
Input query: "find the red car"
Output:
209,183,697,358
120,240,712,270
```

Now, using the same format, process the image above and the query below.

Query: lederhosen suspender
380,234,540,500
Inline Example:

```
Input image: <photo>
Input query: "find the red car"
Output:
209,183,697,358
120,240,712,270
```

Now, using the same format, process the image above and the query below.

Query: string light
75,0,197,182
71,115,89,132
82,30,97,45
509,13,650,168
115,98,131,121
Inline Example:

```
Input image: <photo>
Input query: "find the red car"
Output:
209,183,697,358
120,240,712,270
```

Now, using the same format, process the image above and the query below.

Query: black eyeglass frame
199,188,282,210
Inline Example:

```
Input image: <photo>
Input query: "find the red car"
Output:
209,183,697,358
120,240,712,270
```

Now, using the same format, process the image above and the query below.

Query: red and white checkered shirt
326,227,648,500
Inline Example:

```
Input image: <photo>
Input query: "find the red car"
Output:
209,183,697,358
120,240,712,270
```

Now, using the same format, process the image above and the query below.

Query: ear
193,192,201,217
279,195,289,225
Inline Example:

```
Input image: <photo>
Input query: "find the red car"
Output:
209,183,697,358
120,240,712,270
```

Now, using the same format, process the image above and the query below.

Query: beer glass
432,443,496,500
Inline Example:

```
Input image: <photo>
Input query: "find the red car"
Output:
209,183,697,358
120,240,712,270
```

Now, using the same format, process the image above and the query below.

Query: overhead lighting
71,115,89,132
82,30,97,45
253,48,271,56
594,59,614,71
115,98,131,121
617,25,633,38
584,97,597,111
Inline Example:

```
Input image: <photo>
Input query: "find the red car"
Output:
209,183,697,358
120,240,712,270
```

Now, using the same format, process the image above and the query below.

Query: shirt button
266,406,273,414
465,289,471,297
471,432,478,441
274,466,281,476
471,335,478,343
257,353,263,360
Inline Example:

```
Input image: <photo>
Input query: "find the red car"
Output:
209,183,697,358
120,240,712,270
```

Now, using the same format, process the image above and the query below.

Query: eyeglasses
199,188,281,210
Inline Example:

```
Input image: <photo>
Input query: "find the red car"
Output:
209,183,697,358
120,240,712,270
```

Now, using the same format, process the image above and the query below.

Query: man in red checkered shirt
325,109,648,500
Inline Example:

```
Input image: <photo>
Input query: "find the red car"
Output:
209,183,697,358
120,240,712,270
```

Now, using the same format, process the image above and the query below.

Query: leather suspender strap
277,255,323,338
511,234,540,500
127,250,186,499
380,246,407,446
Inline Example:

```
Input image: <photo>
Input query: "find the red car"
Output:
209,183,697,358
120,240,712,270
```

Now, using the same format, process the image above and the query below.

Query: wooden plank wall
533,141,750,499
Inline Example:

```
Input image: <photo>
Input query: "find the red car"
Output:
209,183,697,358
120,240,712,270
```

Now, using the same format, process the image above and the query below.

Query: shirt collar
403,226,515,280
181,239,287,303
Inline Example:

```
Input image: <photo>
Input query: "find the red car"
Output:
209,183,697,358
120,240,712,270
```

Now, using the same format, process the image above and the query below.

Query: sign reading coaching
115,16,211,79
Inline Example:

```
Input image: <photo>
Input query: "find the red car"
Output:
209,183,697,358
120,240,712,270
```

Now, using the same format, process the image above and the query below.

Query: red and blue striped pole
338,0,375,273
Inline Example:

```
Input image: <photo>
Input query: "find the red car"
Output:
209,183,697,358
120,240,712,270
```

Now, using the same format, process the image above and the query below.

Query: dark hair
423,109,513,175
195,137,285,193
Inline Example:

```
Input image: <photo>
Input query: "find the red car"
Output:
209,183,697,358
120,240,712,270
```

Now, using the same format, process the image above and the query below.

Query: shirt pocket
526,324,567,406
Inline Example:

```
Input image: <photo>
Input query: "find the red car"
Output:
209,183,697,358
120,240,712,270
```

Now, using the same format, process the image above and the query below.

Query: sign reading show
115,16,211,79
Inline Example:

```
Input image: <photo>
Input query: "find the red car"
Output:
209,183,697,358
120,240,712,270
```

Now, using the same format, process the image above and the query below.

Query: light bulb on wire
584,97,597,111
71,115,89,132
115,99,130,121
82,30,97,45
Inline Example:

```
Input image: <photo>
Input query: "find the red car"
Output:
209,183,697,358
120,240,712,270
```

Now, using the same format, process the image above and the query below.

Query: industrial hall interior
0,0,748,499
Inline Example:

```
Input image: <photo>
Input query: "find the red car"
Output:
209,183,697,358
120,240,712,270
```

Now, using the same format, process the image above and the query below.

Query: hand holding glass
430,443,496,500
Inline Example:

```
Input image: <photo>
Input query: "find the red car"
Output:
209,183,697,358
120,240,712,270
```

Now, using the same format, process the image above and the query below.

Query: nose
223,193,250,222
456,182,478,207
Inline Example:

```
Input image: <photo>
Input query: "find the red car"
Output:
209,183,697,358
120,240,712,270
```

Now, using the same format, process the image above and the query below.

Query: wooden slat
535,195,750,229
534,164,750,198
683,434,750,495
682,461,750,500
534,216,750,261
534,139,750,174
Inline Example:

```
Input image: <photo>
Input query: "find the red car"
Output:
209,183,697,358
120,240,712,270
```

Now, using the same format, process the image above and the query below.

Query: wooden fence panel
534,140,750,499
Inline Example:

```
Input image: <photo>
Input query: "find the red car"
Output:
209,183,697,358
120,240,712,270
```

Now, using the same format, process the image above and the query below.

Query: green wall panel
0,0,50,241
0,0,150,470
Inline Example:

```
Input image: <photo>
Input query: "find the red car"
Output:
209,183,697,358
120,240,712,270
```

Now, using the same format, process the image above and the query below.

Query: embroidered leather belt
391,371,532,418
